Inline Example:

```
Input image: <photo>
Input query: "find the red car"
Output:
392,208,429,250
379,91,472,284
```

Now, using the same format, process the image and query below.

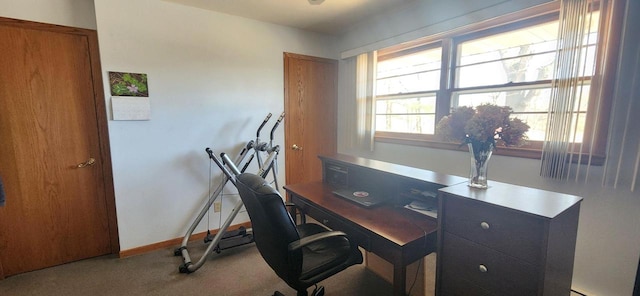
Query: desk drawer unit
443,194,544,264
441,232,538,295
439,274,493,296
436,182,582,296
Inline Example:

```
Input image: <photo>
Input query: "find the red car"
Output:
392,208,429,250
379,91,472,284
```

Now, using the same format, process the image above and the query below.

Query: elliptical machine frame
175,112,283,274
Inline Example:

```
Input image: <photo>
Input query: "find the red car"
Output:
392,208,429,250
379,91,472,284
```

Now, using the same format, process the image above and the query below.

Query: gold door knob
77,158,96,168
291,144,303,151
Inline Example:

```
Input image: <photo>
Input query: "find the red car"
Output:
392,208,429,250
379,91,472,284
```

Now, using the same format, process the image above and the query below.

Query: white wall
336,1,640,296
93,0,338,250
0,0,96,29
3,0,336,252
3,0,638,294
337,0,551,58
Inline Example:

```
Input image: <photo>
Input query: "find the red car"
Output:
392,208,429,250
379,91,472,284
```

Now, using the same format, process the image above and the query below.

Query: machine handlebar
256,113,272,138
270,112,285,141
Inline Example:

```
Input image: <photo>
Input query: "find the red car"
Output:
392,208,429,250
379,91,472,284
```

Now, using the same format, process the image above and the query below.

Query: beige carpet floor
0,241,395,296
0,239,585,296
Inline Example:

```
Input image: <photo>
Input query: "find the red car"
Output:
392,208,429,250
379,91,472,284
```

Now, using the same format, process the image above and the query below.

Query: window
372,2,612,159
453,13,598,143
375,45,442,134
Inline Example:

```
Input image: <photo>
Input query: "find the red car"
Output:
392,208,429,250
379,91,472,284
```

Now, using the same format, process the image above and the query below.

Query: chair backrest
235,173,303,283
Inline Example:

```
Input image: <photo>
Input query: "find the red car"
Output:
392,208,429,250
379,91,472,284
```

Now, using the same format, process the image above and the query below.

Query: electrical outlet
214,202,221,213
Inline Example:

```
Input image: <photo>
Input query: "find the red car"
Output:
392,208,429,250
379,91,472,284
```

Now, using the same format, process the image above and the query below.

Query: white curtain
339,56,358,150
541,0,640,191
340,52,375,152
541,0,602,179
603,0,640,191
355,52,376,151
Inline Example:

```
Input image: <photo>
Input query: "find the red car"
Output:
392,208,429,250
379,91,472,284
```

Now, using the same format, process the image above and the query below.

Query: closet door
0,18,117,277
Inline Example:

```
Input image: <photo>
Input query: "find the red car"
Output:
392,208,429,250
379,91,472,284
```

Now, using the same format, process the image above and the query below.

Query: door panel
0,20,113,276
284,53,338,185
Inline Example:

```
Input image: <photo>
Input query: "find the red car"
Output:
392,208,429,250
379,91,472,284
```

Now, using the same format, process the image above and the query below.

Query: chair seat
296,224,355,282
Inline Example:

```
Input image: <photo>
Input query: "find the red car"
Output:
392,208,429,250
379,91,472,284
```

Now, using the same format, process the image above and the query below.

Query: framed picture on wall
108,72,149,97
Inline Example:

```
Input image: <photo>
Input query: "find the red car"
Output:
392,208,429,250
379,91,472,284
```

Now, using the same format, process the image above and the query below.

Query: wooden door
284,53,338,185
0,18,117,277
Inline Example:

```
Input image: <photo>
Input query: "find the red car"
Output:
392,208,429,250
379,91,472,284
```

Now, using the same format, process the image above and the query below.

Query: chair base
311,286,325,296
272,285,324,296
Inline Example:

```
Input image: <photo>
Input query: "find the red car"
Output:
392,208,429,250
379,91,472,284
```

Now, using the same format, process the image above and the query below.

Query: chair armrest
287,231,348,251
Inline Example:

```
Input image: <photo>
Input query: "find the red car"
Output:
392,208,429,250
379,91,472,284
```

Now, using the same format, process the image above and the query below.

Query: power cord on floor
399,202,430,296
407,252,423,295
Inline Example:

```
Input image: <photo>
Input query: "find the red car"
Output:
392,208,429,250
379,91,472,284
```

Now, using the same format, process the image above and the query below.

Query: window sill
374,132,604,165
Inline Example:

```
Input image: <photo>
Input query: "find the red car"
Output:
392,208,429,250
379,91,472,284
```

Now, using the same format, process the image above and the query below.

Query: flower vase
467,142,493,189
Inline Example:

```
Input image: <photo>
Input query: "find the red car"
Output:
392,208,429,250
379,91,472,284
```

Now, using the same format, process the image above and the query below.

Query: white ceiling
163,0,413,35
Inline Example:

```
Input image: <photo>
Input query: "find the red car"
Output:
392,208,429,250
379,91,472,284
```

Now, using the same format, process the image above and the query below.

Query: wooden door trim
283,53,292,185
0,17,120,255
284,52,338,65
85,24,120,255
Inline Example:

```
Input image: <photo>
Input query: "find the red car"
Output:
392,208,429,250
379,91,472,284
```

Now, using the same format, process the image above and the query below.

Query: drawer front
442,194,544,263
295,198,371,250
440,275,493,296
441,232,539,296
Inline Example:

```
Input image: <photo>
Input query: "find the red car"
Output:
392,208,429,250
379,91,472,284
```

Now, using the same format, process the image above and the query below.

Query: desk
285,181,437,296
285,154,581,295
285,154,466,296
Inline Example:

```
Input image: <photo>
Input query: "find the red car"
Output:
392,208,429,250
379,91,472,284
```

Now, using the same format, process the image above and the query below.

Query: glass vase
468,142,493,189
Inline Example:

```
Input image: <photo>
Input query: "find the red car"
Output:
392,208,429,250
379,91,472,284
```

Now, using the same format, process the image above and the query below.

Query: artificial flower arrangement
436,104,530,148
435,104,530,187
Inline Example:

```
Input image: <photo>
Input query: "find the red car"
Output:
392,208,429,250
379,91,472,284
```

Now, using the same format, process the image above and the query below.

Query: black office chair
235,173,363,296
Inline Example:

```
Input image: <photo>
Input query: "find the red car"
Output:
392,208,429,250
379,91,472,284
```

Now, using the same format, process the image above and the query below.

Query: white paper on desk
112,96,150,120
404,204,438,219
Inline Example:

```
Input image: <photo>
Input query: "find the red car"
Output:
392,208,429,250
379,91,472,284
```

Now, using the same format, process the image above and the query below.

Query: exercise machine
175,112,284,273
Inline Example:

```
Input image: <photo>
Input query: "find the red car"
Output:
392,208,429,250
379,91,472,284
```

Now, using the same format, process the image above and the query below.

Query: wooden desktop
284,154,466,296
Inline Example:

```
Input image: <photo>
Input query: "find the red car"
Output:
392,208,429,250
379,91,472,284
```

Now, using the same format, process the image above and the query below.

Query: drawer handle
479,264,488,273
480,221,490,230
